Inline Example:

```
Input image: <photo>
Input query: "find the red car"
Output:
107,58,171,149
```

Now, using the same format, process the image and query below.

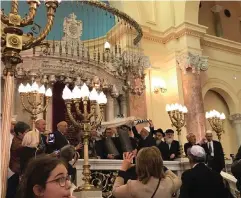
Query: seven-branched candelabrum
18,82,52,129
206,110,225,141
62,83,107,190
166,104,188,158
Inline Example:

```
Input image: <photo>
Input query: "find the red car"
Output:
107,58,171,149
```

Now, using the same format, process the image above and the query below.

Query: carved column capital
211,5,223,13
230,113,241,123
176,52,208,74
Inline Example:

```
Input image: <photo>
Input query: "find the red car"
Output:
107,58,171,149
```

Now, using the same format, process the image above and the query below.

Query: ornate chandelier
13,1,150,96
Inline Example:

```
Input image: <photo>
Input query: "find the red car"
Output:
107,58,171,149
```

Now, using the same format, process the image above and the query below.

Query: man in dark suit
202,131,225,173
103,128,122,159
159,129,180,161
89,127,105,159
184,133,196,156
132,120,156,150
49,121,82,153
154,128,165,147
179,145,227,198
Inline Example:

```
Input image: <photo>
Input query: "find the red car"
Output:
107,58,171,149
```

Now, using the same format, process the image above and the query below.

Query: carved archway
202,78,239,114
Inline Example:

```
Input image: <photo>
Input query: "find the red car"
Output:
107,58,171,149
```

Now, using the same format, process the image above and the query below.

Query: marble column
106,94,115,121
1,68,15,198
230,114,241,146
211,5,223,37
120,95,128,117
176,52,208,141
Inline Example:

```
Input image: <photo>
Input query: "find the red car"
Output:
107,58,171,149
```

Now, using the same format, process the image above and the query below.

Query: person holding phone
48,121,82,153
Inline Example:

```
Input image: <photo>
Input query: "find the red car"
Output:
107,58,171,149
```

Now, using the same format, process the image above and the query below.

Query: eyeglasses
46,175,71,187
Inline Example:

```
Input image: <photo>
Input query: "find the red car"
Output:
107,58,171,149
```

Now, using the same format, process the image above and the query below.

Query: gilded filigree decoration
176,52,209,74
91,170,118,198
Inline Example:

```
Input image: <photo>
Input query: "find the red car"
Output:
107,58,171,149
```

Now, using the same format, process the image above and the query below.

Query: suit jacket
113,170,181,198
132,126,156,150
103,137,122,159
202,140,225,173
89,139,105,159
50,131,69,152
159,140,180,161
179,163,227,198
184,142,192,156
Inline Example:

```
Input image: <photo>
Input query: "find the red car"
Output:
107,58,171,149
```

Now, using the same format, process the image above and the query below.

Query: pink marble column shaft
181,69,206,141
128,92,147,119
1,72,15,198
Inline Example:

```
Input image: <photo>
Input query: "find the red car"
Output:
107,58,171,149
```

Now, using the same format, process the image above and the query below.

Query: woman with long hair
17,155,75,198
112,146,181,198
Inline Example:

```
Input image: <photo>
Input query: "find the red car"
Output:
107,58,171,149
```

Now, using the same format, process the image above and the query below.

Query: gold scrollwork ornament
6,34,22,50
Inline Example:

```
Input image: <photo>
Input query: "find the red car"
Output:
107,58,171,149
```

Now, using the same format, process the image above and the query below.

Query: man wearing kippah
179,145,228,198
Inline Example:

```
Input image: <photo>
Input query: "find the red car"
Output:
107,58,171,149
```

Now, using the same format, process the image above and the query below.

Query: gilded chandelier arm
20,1,40,27
1,13,9,25
36,97,50,115
74,100,83,117
11,0,19,15
65,101,81,128
20,94,33,114
22,1,58,50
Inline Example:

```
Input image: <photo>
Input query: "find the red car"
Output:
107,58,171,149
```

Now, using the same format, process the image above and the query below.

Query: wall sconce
152,78,167,94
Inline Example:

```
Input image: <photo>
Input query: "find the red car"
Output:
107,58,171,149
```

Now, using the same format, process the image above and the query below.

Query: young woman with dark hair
17,155,75,198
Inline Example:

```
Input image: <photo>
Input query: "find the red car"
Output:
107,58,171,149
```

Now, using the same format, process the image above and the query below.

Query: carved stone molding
142,22,207,44
230,114,241,121
201,35,241,55
176,52,209,74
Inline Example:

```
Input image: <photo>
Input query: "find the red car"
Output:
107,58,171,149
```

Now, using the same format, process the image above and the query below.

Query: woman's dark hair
60,145,76,162
17,155,66,198
14,122,30,136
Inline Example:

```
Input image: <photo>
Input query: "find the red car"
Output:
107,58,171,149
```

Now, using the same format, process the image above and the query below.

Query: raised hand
121,152,135,171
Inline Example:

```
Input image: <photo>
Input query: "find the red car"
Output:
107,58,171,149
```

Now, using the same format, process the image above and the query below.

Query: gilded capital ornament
176,52,208,74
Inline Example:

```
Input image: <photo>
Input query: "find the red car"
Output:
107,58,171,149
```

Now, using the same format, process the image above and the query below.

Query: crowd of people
6,117,241,198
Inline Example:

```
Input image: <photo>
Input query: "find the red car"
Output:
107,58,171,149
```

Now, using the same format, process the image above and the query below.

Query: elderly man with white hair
179,145,228,198
202,130,225,173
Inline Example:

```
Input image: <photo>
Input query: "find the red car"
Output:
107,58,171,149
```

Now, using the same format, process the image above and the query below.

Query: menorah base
73,186,102,198
74,183,96,191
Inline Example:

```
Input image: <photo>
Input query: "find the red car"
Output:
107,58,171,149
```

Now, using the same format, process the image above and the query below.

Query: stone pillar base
73,190,102,198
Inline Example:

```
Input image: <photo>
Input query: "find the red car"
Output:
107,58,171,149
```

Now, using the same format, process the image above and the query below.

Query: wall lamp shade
205,110,225,120
166,103,188,113
104,41,111,50
152,78,167,94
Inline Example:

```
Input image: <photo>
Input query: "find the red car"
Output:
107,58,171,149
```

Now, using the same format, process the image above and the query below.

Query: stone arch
202,78,239,115
184,1,200,24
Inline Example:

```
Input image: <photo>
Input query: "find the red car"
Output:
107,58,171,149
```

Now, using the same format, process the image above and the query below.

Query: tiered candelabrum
205,110,226,141
166,103,188,157
62,83,107,190
18,82,52,129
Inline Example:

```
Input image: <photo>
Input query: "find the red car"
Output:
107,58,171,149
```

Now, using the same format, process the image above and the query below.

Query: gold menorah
62,84,107,190
166,103,188,158
205,110,225,141
18,82,52,129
